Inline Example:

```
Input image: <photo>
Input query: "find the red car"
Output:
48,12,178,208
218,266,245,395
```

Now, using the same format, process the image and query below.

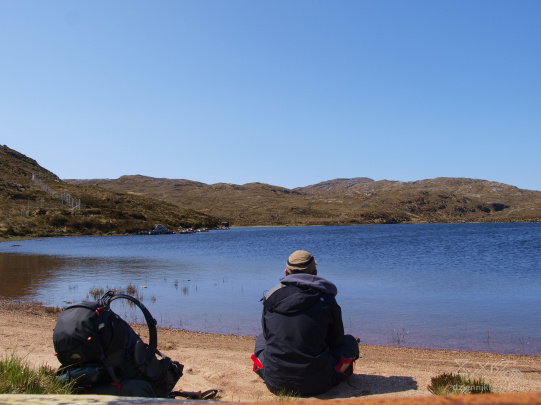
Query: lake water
1,223,540,355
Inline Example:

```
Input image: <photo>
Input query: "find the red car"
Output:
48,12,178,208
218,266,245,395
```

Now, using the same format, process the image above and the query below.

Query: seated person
252,250,359,396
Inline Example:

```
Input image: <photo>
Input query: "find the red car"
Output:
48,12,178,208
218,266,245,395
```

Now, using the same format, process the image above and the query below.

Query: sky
1,1,540,191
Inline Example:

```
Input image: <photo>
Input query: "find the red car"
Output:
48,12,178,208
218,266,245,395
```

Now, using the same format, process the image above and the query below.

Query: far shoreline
2,220,540,243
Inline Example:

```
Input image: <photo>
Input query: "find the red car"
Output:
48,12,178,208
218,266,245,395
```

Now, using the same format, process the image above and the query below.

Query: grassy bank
0,352,72,394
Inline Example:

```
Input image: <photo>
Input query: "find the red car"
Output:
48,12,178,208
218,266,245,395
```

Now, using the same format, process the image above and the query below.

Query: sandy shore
1,300,540,402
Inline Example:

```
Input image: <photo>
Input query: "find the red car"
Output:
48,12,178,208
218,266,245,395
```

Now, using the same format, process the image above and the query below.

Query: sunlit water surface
1,223,540,355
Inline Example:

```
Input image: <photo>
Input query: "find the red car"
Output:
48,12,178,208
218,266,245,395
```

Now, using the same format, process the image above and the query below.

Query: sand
1,301,540,402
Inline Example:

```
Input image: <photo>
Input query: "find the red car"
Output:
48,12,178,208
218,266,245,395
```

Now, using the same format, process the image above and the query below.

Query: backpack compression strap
100,291,158,352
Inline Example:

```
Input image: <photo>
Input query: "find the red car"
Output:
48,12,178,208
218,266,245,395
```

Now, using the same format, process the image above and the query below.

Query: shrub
427,372,492,396
49,215,69,227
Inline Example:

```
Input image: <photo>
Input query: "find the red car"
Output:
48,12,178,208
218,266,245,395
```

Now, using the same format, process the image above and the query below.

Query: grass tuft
272,387,301,401
0,352,73,394
89,286,105,300
126,283,137,296
88,284,142,300
427,372,492,396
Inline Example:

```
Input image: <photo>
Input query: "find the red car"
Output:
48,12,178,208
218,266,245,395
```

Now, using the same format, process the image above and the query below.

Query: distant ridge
3,145,539,233
295,177,374,194
0,146,220,238
66,174,541,226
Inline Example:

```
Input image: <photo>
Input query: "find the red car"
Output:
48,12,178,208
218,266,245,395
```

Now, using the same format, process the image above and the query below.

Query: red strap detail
335,357,354,376
111,382,122,396
95,307,106,316
251,353,263,371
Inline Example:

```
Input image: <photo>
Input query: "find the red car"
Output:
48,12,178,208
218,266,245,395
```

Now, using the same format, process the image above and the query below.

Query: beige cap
286,250,318,274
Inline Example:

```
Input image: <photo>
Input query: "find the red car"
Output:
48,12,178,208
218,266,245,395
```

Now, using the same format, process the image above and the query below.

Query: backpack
53,291,184,397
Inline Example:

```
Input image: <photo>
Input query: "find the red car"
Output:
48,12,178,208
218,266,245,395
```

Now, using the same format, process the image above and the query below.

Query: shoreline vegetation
0,220,538,244
1,300,540,401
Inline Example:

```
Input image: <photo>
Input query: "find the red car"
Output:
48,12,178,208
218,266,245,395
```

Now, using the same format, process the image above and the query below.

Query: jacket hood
281,273,338,296
264,274,338,315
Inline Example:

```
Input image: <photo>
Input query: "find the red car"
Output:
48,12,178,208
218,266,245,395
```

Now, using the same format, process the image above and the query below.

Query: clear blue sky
1,1,540,191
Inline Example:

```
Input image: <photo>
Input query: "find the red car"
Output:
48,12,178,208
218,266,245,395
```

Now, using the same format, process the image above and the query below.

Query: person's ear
284,269,289,277
313,269,318,276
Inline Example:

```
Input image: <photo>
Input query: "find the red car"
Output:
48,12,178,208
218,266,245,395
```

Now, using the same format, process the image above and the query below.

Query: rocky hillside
0,146,221,237
67,175,541,226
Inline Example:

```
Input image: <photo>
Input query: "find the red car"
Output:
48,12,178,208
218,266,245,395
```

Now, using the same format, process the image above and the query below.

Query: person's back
252,250,359,396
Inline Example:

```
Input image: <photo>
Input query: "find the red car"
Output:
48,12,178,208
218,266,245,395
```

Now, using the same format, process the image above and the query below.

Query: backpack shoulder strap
99,291,158,352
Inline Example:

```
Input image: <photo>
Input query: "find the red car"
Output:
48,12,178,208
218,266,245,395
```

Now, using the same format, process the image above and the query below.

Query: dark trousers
253,333,359,389
329,334,360,381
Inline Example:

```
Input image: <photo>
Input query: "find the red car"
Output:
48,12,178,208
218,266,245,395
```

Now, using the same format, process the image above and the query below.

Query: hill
66,175,541,226
0,146,221,238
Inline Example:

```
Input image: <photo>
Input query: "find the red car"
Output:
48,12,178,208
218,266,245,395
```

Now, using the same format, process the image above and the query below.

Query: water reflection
0,254,67,299
0,253,161,304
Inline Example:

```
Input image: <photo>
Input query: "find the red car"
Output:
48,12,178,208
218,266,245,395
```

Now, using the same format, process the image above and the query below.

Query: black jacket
260,273,345,395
